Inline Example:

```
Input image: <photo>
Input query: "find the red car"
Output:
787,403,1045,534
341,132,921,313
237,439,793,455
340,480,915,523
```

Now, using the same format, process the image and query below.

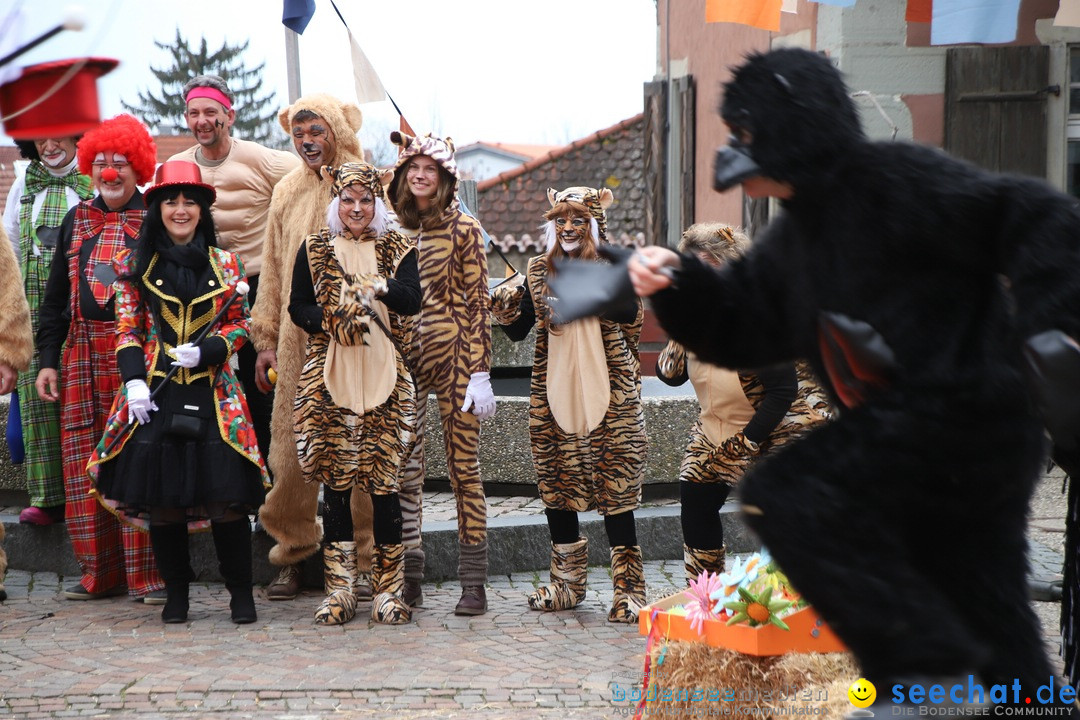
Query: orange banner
906,0,932,22
705,0,783,31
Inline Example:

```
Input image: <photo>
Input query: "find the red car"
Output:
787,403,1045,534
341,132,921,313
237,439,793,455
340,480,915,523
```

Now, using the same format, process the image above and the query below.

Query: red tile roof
477,114,646,254
458,141,562,162
154,135,196,161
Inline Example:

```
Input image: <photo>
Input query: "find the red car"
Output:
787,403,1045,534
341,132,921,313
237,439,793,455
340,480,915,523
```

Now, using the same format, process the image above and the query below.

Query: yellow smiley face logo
848,678,876,708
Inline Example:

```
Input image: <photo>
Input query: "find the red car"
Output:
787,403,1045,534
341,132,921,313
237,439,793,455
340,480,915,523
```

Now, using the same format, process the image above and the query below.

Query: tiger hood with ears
387,131,460,200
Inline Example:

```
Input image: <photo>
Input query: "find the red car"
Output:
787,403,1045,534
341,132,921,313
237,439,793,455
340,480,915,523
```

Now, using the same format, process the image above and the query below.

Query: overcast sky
3,0,660,152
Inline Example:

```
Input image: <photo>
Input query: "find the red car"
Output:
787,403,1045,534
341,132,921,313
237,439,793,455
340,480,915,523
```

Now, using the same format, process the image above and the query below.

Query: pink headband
185,86,232,111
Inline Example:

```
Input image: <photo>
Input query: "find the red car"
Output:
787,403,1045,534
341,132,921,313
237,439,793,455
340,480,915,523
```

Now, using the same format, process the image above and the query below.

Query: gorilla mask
715,49,866,195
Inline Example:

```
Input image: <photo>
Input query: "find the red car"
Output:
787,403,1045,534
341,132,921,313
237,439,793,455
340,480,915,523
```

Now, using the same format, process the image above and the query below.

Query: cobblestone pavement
0,559,1066,720
0,472,1070,718
1,561,687,719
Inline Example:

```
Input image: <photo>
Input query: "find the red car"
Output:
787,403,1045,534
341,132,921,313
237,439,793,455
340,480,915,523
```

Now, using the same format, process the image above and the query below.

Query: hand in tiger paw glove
461,371,496,419
322,304,370,346
126,379,158,425
719,432,760,461
491,278,526,324
344,272,388,307
169,342,201,369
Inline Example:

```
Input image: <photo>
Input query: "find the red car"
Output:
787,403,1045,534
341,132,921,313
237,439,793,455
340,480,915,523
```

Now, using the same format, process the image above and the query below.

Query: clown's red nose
100,167,119,182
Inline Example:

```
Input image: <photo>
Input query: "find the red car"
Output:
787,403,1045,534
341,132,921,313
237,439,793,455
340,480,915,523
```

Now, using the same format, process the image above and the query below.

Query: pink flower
684,571,724,635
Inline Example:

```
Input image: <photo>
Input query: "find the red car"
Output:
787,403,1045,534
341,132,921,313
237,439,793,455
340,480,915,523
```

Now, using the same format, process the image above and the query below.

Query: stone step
2,500,753,586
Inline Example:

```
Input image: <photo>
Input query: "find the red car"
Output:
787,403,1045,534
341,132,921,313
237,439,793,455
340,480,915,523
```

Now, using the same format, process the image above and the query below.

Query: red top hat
145,161,217,204
0,57,117,140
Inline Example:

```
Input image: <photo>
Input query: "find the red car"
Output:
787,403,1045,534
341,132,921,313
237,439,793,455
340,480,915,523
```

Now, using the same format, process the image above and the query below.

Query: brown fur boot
527,537,588,611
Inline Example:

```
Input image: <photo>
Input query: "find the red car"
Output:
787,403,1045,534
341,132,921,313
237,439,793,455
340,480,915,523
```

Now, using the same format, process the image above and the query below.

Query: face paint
292,117,336,169
553,214,590,253
34,137,77,169
185,96,233,150
91,152,136,210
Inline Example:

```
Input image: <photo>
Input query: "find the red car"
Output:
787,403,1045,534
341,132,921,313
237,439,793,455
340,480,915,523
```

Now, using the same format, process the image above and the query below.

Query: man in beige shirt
170,75,299,475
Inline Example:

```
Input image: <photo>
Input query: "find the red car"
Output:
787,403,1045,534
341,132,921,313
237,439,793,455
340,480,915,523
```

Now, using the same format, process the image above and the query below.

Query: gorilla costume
644,49,1080,709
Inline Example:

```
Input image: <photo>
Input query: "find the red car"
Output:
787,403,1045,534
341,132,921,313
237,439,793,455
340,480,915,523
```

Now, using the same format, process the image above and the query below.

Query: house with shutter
654,0,1074,238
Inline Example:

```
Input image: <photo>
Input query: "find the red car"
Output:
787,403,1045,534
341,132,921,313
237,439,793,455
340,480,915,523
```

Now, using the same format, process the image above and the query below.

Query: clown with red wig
34,114,166,603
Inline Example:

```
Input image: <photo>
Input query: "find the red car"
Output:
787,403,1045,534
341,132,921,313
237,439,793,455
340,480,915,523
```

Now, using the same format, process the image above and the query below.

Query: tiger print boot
527,537,588,611
371,544,411,625
314,541,358,626
608,545,646,623
684,544,726,586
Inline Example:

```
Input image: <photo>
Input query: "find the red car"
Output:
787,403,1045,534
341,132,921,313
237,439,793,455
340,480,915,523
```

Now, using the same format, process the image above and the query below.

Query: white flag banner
349,30,386,104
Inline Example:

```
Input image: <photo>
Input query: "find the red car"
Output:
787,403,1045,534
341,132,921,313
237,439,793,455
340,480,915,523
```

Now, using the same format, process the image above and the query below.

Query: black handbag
162,383,214,439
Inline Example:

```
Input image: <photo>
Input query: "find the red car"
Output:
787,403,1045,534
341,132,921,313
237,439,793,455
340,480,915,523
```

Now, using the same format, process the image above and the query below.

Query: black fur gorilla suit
644,49,1080,708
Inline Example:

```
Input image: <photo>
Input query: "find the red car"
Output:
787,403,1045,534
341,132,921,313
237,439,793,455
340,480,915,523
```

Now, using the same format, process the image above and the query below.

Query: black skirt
94,379,265,522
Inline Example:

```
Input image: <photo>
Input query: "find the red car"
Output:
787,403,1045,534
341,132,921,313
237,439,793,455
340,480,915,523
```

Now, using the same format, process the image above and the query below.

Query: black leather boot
148,523,191,623
211,518,257,624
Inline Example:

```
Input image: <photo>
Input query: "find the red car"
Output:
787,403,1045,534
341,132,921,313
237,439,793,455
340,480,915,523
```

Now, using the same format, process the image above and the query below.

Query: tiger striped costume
288,161,420,625
294,229,416,495
504,255,646,512
388,132,491,615
493,185,646,623
657,340,828,582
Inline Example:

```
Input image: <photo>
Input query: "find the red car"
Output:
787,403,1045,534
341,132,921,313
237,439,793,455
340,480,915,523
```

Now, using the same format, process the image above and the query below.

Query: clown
288,162,419,625
35,115,165,602
3,135,94,525
492,186,647,623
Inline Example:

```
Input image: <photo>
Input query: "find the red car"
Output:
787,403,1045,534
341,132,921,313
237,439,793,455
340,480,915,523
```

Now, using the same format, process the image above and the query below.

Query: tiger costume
493,186,647,623
655,224,829,584
388,131,493,616
288,162,420,626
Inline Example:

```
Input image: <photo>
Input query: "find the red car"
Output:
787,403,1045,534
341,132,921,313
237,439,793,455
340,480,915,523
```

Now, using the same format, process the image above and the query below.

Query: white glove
126,379,157,425
170,342,201,369
460,371,496,420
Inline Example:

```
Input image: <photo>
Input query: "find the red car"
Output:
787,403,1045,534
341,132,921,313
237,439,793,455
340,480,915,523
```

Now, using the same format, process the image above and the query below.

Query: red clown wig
77,114,157,185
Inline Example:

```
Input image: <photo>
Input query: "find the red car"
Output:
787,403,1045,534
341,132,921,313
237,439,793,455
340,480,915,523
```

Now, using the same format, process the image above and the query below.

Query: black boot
148,523,191,623
211,518,257,624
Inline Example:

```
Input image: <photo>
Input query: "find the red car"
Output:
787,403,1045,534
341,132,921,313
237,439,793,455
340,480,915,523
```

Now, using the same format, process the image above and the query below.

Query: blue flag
283,0,316,34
